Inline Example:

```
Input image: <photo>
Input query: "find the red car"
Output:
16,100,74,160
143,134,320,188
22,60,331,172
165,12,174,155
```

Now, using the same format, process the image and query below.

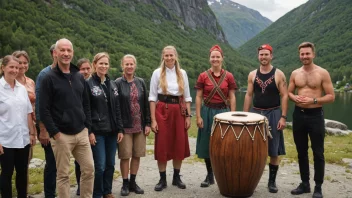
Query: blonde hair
12,50,30,63
120,54,137,74
92,52,110,74
159,46,184,94
0,55,19,77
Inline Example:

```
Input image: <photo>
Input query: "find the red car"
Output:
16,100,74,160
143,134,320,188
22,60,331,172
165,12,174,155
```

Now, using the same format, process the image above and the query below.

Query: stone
325,119,348,130
29,158,45,169
325,127,351,136
342,158,352,168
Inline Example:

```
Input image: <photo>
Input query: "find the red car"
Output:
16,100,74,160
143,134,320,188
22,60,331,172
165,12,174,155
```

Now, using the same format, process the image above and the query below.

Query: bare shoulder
275,68,286,78
316,65,330,76
290,67,302,77
248,69,257,78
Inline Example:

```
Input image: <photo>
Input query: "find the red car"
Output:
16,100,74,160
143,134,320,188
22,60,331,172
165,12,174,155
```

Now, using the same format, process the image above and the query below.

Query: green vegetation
239,0,352,84
209,0,272,48
0,0,255,87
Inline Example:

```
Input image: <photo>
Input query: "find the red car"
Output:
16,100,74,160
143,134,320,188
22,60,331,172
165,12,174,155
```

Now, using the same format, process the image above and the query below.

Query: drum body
209,112,268,197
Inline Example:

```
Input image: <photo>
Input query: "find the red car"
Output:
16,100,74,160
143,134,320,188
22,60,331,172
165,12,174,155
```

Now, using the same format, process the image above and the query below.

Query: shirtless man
288,42,335,198
243,44,288,193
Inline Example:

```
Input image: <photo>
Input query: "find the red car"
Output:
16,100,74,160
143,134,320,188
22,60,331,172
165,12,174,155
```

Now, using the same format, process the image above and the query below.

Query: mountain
0,0,255,87
208,0,272,48
239,0,352,83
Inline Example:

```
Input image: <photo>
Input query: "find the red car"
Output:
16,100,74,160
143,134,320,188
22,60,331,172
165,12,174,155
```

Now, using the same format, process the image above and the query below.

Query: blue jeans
43,144,57,198
92,134,117,197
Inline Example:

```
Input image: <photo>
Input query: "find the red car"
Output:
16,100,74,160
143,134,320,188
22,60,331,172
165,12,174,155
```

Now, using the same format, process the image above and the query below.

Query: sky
232,0,309,21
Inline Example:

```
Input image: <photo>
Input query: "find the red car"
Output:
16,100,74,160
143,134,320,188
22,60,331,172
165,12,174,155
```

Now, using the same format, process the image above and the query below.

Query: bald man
39,38,94,198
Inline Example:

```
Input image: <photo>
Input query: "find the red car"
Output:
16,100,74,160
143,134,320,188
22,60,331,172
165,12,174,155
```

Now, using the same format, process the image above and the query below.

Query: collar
165,65,176,72
92,73,110,84
53,62,79,76
0,77,21,89
209,69,224,77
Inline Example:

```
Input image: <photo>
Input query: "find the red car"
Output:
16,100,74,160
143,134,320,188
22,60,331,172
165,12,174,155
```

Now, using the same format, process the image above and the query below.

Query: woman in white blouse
149,46,192,192
0,55,36,198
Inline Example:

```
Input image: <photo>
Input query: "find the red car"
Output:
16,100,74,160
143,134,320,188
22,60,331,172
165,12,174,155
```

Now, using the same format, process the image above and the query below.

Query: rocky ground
32,138,352,198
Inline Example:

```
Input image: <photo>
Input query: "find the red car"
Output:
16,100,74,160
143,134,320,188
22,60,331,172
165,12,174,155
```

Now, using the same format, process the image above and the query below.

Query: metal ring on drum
209,111,269,197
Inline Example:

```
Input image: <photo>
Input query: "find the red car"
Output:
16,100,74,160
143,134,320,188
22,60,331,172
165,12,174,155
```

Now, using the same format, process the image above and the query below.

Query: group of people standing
0,38,334,198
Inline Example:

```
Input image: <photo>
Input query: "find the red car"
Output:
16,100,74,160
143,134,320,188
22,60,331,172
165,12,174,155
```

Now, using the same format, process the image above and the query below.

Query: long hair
92,52,109,74
0,55,19,77
159,46,184,94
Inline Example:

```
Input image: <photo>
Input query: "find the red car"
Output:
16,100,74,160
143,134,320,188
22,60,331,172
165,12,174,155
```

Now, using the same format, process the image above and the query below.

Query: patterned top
20,76,36,122
195,69,237,103
124,81,142,133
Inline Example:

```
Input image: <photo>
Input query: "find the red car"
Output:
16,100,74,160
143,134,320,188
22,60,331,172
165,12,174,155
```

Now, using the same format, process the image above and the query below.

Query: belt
204,102,227,109
295,106,323,114
158,94,180,104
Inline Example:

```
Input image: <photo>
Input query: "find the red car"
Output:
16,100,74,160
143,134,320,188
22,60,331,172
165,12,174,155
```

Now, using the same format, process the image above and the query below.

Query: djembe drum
209,112,269,197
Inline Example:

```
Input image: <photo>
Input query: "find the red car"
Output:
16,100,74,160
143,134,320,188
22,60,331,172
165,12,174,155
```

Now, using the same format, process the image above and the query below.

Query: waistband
204,102,227,109
294,106,323,114
158,94,180,104
253,106,280,111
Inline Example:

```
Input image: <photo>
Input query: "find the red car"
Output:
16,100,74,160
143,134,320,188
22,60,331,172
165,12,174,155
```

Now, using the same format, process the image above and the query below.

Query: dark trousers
37,123,57,198
0,144,30,198
292,106,325,185
75,160,81,187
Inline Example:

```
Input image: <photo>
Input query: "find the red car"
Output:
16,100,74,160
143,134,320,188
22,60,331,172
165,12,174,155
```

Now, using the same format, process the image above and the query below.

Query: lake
190,91,352,129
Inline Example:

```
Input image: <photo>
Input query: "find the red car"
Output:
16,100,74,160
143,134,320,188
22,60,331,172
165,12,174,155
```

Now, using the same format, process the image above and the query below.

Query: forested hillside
239,0,352,84
0,0,255,87
208,0,272,48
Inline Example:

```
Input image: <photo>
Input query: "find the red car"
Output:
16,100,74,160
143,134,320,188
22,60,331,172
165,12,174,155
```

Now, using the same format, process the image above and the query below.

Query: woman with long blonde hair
149,46,192,191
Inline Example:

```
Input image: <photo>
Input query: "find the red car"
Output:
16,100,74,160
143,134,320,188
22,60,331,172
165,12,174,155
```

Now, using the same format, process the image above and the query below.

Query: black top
253,67,280,109
39,63,91,137
87,73,124,135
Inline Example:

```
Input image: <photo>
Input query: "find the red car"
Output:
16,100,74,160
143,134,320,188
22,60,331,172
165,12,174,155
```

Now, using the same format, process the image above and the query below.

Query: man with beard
288,42,335,198
243,44,288,193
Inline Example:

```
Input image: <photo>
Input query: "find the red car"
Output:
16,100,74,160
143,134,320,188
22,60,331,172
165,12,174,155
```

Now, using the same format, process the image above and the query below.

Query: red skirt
154,101,190,162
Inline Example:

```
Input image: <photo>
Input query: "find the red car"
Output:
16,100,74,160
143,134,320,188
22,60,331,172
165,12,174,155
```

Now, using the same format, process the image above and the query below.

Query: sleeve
194,72,205,89
148,69,159,102
142,79,151,126
227,72,238,90
39,75,60,137
114,81,124,134
82,79,92,133
35,71,44,121
182,70,192,102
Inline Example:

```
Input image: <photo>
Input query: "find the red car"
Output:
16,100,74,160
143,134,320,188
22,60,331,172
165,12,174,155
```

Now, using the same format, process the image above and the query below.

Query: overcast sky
233,0,309,21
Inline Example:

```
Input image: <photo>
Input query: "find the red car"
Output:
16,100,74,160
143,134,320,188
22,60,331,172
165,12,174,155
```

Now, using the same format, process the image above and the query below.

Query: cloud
231,0,308,21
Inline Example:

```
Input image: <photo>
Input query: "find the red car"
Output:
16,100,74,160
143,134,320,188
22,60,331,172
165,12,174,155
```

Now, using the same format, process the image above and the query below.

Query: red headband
209,45,223,56
258,44,273,53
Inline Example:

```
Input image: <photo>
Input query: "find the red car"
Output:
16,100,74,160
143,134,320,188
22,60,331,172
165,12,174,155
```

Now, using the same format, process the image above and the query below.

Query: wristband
281,115,287,120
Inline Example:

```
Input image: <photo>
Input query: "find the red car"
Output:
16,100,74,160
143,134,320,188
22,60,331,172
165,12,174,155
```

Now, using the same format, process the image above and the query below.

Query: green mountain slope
239,0,352,83
208,0,272,48
0,0,255,87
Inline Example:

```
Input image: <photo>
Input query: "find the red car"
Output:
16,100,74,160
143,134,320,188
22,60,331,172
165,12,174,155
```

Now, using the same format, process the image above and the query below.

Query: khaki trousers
50,128,94,198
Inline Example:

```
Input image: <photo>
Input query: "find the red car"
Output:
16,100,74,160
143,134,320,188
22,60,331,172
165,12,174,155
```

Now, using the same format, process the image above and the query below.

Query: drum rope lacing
210,118,271,141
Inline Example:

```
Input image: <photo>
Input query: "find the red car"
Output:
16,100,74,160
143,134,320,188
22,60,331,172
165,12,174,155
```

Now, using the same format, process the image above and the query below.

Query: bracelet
186,115,192,117
281,115,287,120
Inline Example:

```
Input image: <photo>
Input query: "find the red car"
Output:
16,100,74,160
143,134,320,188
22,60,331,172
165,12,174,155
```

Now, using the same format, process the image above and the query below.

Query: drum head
214,111,265,123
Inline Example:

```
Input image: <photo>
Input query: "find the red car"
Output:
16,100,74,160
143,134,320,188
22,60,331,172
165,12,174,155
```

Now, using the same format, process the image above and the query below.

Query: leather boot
172,174,186,189
154,179,167,191
313,186,323,198
291,182,311,195
200,173,214,187
268,164,279,193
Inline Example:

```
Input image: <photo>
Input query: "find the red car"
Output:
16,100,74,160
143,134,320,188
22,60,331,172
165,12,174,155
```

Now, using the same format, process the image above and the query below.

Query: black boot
291,182,311,195
172,168,186,189
200,172,214,187
313,186,323,198
155,171,167,191
129,174,144,194
121,179,130,196
268,163,279,193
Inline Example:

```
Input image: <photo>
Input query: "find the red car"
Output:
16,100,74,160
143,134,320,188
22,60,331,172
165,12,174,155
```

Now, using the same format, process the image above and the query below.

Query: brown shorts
118,131,146,159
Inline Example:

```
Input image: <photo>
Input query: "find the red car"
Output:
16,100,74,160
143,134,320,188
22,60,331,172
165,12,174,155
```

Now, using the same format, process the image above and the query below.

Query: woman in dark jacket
115,54,151,196
86,52,124,198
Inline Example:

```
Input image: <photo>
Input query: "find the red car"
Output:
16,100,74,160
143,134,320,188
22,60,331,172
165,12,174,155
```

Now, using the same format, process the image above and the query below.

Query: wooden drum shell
209,112,268,197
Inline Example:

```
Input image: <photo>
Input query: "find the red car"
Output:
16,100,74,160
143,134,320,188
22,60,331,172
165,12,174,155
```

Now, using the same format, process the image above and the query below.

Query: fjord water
190,91,352,129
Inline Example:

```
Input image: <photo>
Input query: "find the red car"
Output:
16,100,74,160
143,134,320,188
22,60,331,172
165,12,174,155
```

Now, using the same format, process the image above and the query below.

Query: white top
149,66,192,102
0,77,32,148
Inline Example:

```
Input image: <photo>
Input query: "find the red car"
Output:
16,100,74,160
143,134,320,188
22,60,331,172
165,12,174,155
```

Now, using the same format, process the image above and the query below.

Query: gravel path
33,138,352,198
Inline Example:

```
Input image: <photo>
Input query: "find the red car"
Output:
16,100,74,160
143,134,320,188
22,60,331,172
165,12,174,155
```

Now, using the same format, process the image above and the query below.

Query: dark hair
77,58,92,69
298,42,315,53
0,55,19,77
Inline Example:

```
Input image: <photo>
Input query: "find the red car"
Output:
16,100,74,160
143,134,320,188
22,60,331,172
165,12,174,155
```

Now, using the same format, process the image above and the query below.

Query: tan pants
50,128,94,198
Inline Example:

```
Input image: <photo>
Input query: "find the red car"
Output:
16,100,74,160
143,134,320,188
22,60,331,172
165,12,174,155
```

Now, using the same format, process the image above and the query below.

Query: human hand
196,117,203,128
117,133,124,143
145,126,151,136
39,122,50,146
151,120,158,133
89,133,96,146
30,135,36,146
277,118,286,130
185,117,191,130
0,144,4,155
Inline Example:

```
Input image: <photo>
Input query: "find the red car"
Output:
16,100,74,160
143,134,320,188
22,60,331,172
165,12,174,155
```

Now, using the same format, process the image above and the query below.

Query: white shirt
0,77,32,148
149,66,192,102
